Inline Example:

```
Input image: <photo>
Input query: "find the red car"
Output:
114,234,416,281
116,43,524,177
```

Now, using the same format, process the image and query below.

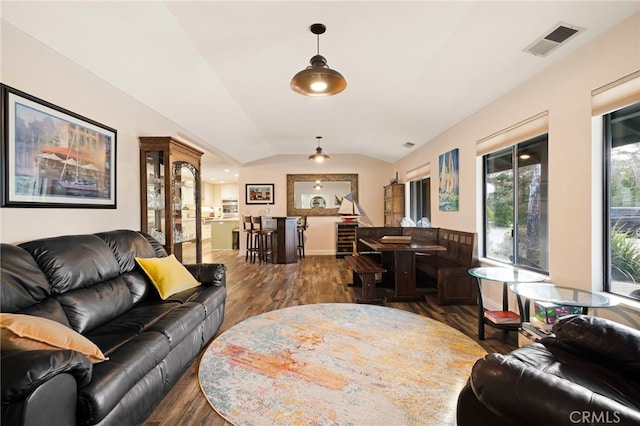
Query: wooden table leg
385,251,420,302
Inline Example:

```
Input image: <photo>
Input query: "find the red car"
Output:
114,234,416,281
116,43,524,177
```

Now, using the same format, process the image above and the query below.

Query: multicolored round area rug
198,303,486,425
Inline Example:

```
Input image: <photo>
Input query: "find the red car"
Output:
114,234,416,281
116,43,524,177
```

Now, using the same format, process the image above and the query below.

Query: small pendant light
291,24,347,97
308,136,330,162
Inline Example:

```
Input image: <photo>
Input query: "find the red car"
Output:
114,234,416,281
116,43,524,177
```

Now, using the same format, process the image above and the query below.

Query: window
483,135,549,272
408,177,431,226
604,102,640,301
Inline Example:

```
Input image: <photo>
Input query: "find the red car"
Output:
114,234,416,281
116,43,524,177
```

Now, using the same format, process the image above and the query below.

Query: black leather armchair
457,315,640,426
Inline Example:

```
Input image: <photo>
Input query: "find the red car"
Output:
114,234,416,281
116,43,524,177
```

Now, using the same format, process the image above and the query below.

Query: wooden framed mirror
287,174,358,216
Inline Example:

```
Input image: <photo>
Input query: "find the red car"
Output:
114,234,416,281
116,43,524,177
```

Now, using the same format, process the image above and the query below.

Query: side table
509,282,619,323
468,267,547,340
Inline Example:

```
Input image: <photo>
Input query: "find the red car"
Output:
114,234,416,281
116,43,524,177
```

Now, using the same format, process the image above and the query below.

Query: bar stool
242,215,258,262
296,216,308,258
251,216,274,264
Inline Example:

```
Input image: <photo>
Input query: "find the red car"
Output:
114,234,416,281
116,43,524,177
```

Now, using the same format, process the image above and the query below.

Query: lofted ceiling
2,1,639,182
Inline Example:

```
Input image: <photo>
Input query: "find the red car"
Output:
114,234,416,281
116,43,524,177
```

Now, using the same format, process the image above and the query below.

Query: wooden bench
415,228,479,305
343,255,386,304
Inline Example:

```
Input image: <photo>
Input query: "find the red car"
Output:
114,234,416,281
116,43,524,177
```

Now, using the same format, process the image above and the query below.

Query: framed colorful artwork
246,183,274,205
1,84,117,208
439,148,459,211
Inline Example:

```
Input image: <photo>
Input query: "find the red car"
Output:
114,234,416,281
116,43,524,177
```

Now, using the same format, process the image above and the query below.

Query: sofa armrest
1,349,92,403
184,263,226,287
470,353,640,425
552,315,640,377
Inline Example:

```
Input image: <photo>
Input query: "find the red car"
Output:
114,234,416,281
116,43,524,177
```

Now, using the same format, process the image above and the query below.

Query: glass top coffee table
468,267,548,340
510,282,619,322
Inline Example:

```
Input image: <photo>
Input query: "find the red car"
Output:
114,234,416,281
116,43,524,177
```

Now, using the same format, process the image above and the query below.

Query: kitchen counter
204,219,239,250
203,217,239,223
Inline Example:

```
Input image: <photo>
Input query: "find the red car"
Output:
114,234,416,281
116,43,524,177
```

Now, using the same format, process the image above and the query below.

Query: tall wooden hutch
384,183,405,226
139,137,203,263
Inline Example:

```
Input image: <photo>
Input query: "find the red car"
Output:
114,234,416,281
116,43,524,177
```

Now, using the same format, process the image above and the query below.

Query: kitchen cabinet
202,182,215,207
221,183,239,200
139,136,203,263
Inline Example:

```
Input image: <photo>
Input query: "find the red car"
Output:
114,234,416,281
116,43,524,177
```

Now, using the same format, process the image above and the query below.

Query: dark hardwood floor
142,251,517,425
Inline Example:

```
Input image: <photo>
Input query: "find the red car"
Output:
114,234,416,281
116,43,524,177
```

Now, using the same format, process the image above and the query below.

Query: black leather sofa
457,315,640,425
1,230,227,425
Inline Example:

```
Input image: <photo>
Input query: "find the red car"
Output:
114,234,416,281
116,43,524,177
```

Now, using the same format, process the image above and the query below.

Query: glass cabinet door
145,152,166,245
172,161,200,264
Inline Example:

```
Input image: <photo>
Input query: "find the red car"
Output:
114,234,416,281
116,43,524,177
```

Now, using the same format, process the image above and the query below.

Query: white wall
392,13,640,325
239,154,394,255
0,21,203,243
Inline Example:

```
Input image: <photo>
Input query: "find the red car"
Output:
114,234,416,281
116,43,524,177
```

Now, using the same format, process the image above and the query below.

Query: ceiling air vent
523,22,585,57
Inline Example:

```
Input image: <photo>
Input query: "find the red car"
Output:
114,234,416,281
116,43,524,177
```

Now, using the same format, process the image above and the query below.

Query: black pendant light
308,136,330,162
291,23,347,97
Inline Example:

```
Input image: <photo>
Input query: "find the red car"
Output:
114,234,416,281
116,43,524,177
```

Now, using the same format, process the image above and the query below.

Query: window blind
476,111,549,156
406,163,431,181
592,70,640,116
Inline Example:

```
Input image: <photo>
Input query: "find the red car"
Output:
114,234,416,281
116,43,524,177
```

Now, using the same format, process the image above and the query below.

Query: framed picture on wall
1,84,117,208
438,148,459,211
246,183,274,205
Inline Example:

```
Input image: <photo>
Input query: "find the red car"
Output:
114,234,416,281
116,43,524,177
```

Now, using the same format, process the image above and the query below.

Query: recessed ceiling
2,1,638,182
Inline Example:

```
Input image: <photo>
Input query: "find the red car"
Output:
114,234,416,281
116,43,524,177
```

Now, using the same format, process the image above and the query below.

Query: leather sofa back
1,244,52,312
1,230,168,334
20,234,121,294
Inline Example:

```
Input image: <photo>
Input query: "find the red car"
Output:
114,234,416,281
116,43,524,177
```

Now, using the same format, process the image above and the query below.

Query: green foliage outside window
610,144,640,207
486,172,513,228
610,224,640,284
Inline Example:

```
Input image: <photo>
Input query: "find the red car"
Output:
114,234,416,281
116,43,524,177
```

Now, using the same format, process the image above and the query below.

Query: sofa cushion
552,314,640,377
85,302,181,355
509,341,640,409
1,244,51,312
56,277,134,334
20,299,72,328
95,230,158,274
120,270,154,305
0,313,107,363
135,255,201,299
19,235,121,294
140,231,169,258
147,302,206,349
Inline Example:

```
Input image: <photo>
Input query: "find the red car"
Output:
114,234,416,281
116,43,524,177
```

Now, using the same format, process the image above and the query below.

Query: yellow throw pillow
135,254,201,300
0,313,108,363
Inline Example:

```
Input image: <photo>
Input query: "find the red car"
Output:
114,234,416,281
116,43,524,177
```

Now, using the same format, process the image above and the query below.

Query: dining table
358,237,446,302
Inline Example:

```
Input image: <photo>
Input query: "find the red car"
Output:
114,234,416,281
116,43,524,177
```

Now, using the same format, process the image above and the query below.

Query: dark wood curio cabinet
139,136,203,263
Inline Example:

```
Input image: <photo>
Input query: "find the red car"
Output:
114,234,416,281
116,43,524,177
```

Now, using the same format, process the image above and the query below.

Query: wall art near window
246,183,274,204
438,148,459,211
1,84,117,208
